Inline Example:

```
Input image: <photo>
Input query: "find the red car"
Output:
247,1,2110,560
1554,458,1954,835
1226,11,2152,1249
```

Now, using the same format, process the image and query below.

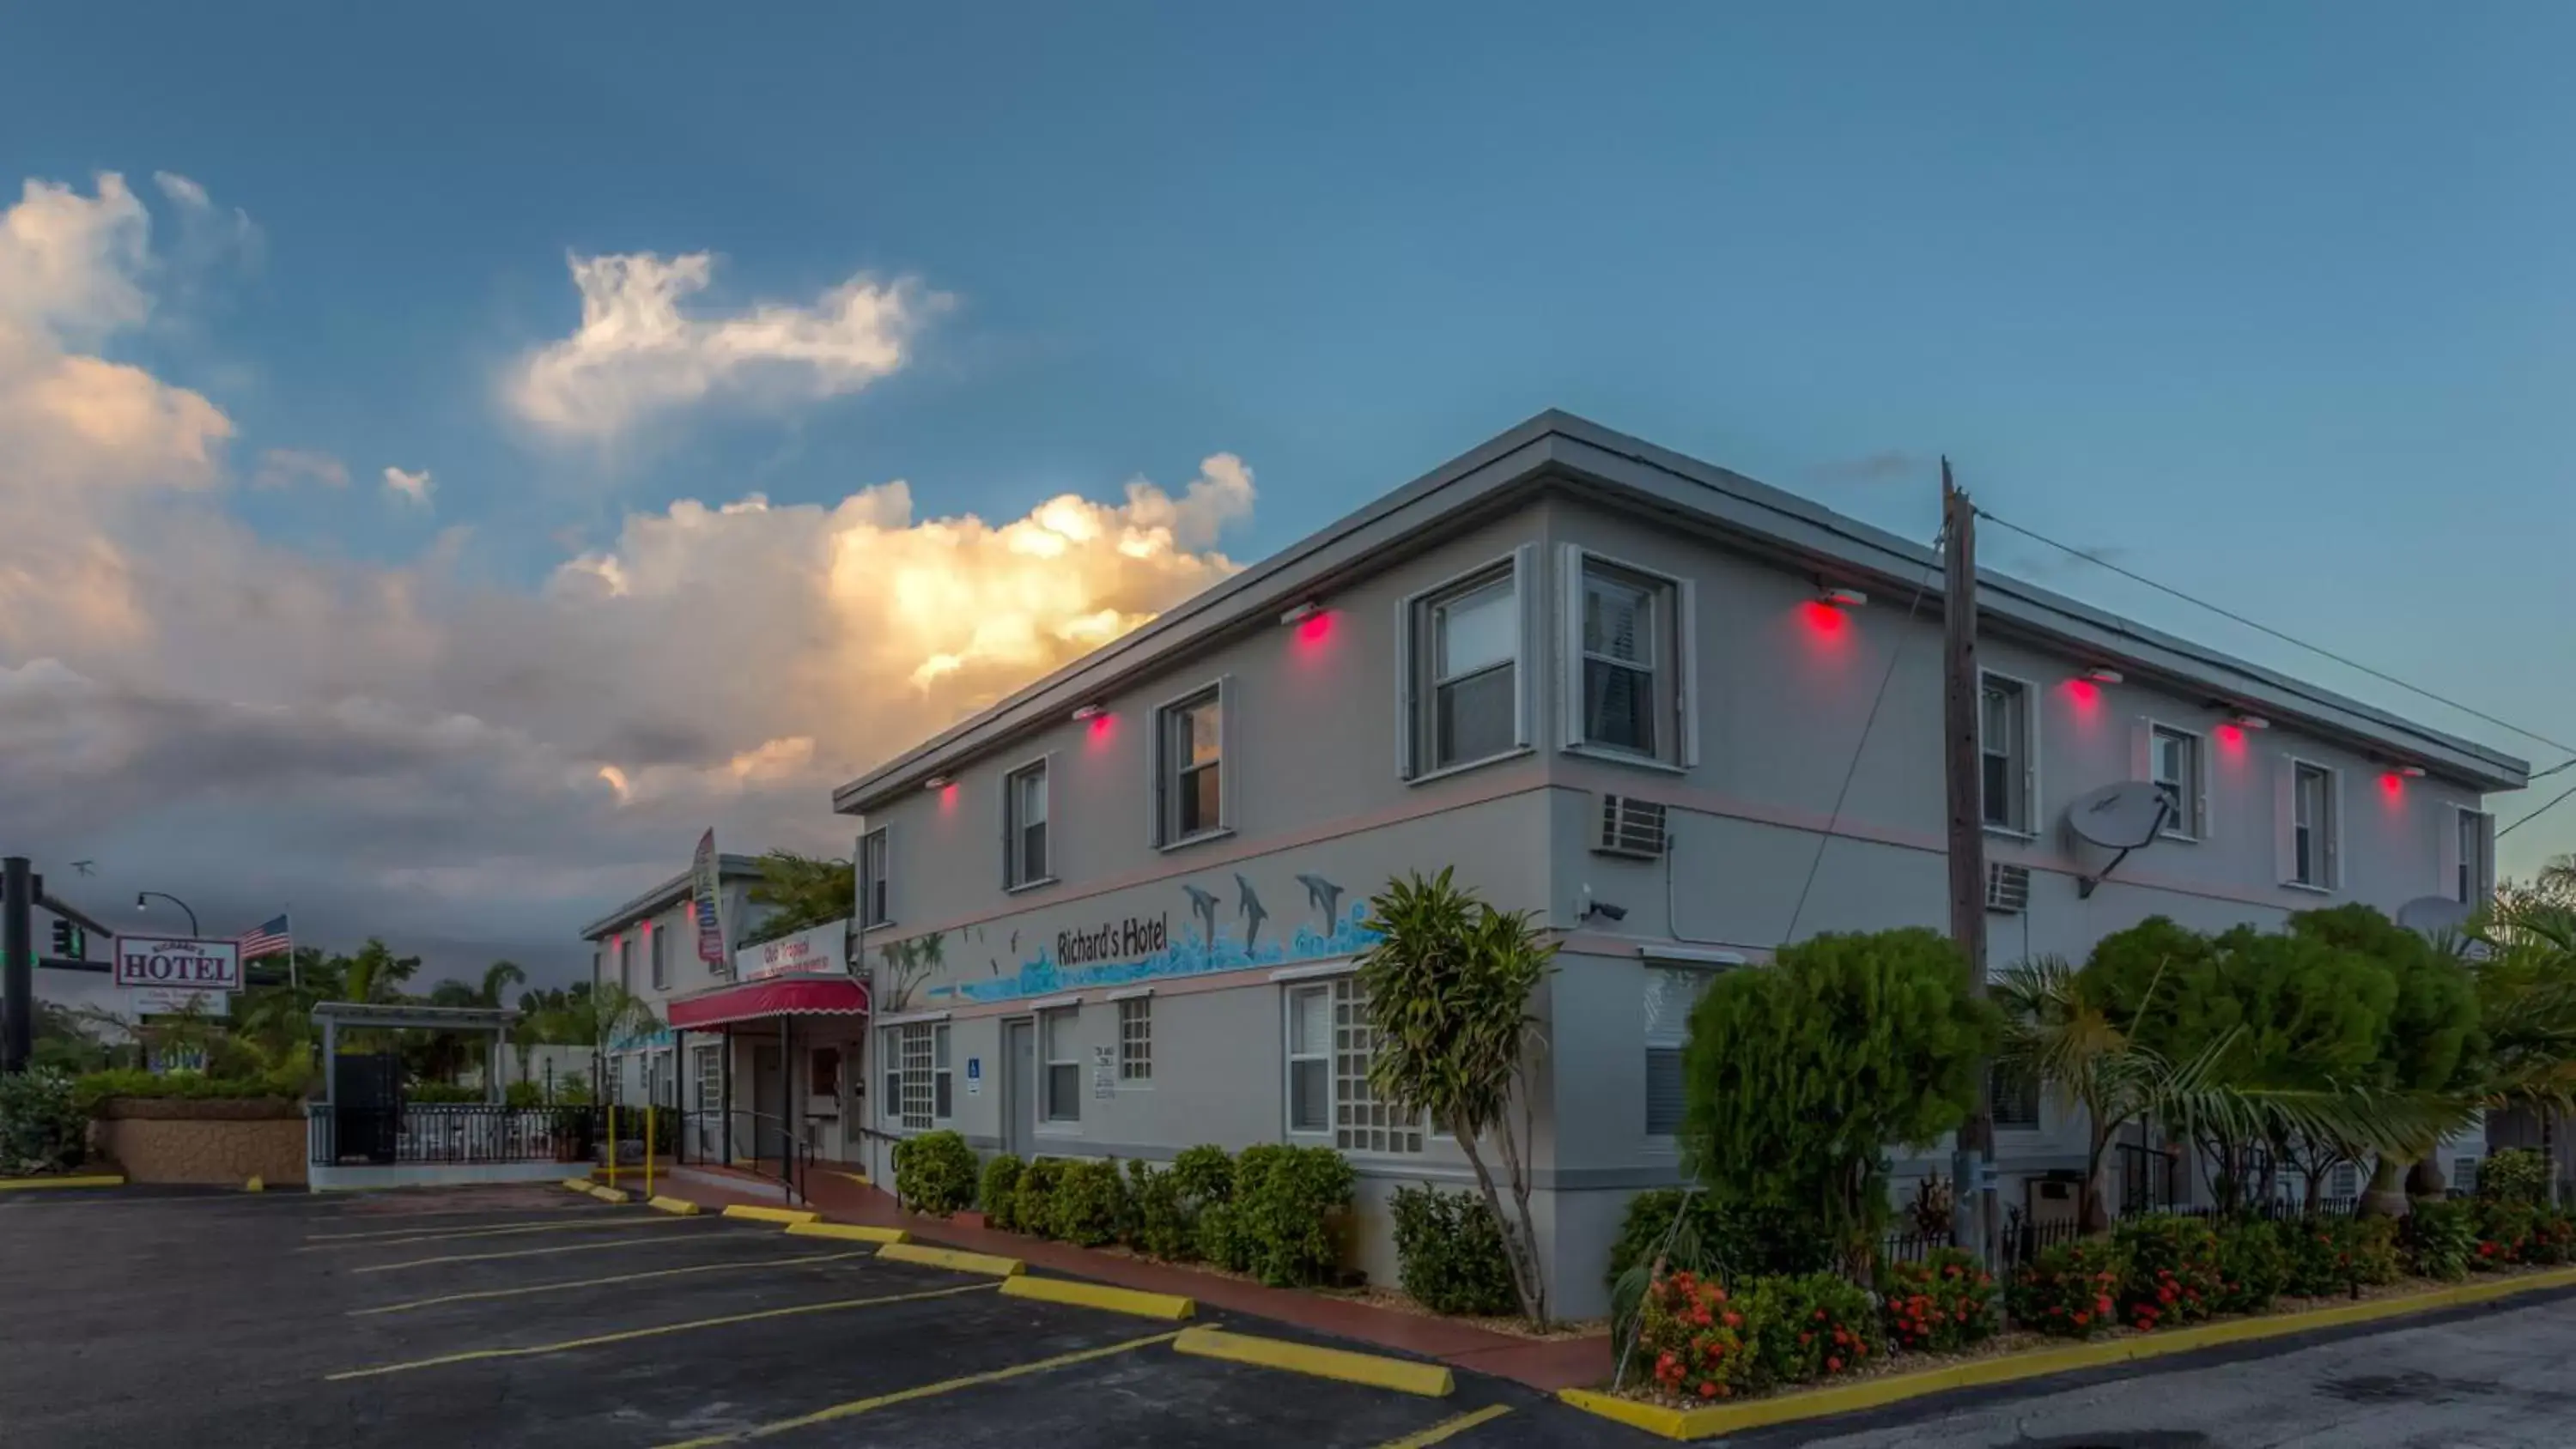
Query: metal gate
331,1052,404,1164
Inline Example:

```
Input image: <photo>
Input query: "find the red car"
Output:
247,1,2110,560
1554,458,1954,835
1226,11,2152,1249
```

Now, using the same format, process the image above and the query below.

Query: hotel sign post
113,935,242,1016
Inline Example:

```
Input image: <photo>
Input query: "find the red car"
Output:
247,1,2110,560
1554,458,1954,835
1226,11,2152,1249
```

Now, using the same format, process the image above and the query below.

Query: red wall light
2379,771,2407,800
1797,599,1850,637
1295,609,1335,647
2065,679,2099,708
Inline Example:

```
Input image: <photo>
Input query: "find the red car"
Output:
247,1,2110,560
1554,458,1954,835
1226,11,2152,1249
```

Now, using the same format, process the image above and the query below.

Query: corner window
1979,674,2032,831
1643,967,1714,1137
1005,760,1051,888
2458,809,2494,905
2291,761,2337,888
859,827,890,928
1042,1007,1081,1123
1581,562,1661,757
1286,986,1332,1134
2151,724,2202,840
617,937,633,995
1155,685,1226,846
1412,567,1519,773
650,924,670,991
1117,997,1152,1082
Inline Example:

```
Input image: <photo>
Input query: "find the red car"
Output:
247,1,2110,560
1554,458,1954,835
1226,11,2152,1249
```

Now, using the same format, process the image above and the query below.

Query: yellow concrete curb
1558,1265,2576,1440
875,1242,1024,1276
0,1174,126,1191
720,1204,820,1225
999,1275,1194,1321
785,1221,907,1245
586,1185,632,1203
1172,1326,1453,1397
647,1196,701,1216
560,1179,595,1192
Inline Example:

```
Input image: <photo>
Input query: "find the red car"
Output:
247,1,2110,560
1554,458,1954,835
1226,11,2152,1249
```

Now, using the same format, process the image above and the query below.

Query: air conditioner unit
1985,862,2032,914
1594,794,1669,859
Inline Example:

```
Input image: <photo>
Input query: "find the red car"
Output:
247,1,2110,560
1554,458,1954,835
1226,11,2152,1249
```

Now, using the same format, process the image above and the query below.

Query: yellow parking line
1376,1404,1513,1447
307,1214,686,1246
325,1282,994,1380
348,1250,871,1315
351,1229,768,1273
654,1330,1186,1447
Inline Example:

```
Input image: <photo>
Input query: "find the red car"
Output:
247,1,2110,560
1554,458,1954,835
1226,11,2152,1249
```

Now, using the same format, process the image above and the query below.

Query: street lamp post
134,892,202,936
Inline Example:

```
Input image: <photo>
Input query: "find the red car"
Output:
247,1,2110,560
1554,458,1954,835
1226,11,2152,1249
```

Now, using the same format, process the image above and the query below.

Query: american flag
238,914,292,962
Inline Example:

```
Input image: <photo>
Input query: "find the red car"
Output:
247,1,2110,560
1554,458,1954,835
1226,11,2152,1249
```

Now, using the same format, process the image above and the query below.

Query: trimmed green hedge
71,1068,307,1113
890,1130,977,1216
1390,1185,1517,1315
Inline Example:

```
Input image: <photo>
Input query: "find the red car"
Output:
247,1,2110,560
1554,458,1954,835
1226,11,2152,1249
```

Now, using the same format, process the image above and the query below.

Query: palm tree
1996,956,2468,1230
2470,898,2576,1199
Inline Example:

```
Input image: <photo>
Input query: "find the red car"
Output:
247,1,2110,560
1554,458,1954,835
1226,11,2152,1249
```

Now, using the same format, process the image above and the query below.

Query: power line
1974,507,2576,777
2499,781,2576,841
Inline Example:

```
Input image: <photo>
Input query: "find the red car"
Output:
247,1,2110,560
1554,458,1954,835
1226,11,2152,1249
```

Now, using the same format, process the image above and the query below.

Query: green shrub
2402,1199,2477,1281
2282,1216,2402,1296
1048,1159,1128,1246
1606,1188,1835,1292
2527,1209,2576,1266
1631,1270,1753,1400
0,1069,85,1175
2209,1218,2288,1314
979,1154,1025,1232
1014,1158,1066,1240
890,1130,978,1216
1126,1160,1194,1260
1740,1272,1880,1384
2472,1199,2536,1269
407,1082,483,1103
2111,1215,2221,1331
2478,1149,2549,1206
504,1081,544,1109
1389,1185,1517,1316
1170,1143,1235,1205
1235,1143,1354,1286
1878,1247,1998,1353
2009,1239,2125,1338
71,1067,306,1112
1197,1200,1250,1271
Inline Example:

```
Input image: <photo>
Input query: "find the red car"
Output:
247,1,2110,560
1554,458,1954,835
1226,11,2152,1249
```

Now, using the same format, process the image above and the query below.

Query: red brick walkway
651,1161,1611,1391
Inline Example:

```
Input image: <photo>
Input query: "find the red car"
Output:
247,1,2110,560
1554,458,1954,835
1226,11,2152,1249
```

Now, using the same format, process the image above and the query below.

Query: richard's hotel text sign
1056,914,1169,967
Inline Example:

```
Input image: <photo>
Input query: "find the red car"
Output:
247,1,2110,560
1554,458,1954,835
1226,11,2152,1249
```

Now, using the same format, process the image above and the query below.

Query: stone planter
91,1096,312,1187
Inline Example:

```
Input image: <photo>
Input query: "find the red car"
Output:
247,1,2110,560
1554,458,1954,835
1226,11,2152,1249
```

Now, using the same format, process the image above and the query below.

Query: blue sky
3,3,2570,985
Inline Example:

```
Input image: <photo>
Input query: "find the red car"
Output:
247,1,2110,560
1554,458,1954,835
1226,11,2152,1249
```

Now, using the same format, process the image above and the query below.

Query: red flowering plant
1878,1247,1999,1353
1741,1272,1882,1385
1630,1270,1754,1402
2109,1215,2221,1333
2008,1238,2127,1339
2472,1201,2537,1269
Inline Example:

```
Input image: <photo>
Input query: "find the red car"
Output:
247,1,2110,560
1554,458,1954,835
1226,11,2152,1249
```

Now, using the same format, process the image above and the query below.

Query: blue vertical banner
691,828,728,974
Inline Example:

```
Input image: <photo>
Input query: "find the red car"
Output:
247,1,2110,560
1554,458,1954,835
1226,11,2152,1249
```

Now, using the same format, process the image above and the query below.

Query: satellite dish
2067,782,2172,851
2397,896,2472,937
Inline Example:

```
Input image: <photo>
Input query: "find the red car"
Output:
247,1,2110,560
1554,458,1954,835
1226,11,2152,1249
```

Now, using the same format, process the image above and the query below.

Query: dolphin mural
1235,874,1269,952
1181,883,1221,948
1297,873,1345,935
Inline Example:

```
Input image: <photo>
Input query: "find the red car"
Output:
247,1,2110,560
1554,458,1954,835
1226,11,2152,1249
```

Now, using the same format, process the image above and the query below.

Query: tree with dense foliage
1357,869,1558,1327
2469,897,2576,1201
741,849,856,946
1680,928,1998,1267
2286,905,2481,1214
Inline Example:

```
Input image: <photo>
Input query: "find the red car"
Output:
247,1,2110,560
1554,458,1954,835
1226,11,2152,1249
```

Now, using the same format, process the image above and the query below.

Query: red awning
665,974,872,1031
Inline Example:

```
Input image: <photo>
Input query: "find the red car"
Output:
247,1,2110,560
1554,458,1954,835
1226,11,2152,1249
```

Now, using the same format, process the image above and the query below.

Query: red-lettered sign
112,936,243,992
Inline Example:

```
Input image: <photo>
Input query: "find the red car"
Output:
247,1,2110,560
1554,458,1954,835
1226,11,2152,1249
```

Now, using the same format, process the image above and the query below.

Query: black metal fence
308,1103,600,1166
1876,1196,2368,1270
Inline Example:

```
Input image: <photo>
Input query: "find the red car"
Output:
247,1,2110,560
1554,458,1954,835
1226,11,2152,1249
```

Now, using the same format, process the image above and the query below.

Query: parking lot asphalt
0,1184,1644,1448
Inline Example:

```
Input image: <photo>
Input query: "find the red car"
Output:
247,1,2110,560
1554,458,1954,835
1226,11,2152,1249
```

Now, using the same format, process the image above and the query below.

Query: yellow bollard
607,1102,618,1191
646,1105,656,1199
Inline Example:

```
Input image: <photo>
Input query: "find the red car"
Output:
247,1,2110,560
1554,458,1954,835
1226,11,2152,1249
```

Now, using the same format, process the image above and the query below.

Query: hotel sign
1056,914,1169,967
114,935,242,1016
737,921,848,981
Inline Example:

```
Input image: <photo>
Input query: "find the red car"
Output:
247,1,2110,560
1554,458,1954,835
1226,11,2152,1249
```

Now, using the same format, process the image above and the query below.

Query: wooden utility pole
1941,462,1997,1262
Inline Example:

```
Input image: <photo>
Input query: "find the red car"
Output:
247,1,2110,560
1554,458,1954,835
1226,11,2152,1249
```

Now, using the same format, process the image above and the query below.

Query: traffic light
49,919,82,960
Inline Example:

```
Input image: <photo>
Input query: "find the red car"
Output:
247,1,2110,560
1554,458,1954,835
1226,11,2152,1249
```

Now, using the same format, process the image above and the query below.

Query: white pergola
312,1001,519,1106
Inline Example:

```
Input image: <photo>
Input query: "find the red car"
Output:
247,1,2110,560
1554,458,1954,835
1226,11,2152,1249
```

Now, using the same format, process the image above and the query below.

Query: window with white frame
884,1023,940,1131
617,937,633,995
1980,674,2032,831
1005,760,1050,888
693,1044,720,1113
1577,558,1669,760
933,1023,953,1119
1287,986,1331,1133
1414,567,1519,773
650,923,669,990
2151,724,2202,839
2458,809,2495,905
1285,978,1424,1153
1643,967,1714,1137
859,827,890,928
1117,997,1151,1081
1156,687,1225,846
1042,1007,1081,1122
2292,761,2336,888
1990,1064,2042,1129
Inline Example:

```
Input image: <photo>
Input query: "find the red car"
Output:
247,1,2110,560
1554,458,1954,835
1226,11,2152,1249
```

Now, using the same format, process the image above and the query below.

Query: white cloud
383,465,433,505
0,170,1256,984
253,447,348,489
506,250,940,440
